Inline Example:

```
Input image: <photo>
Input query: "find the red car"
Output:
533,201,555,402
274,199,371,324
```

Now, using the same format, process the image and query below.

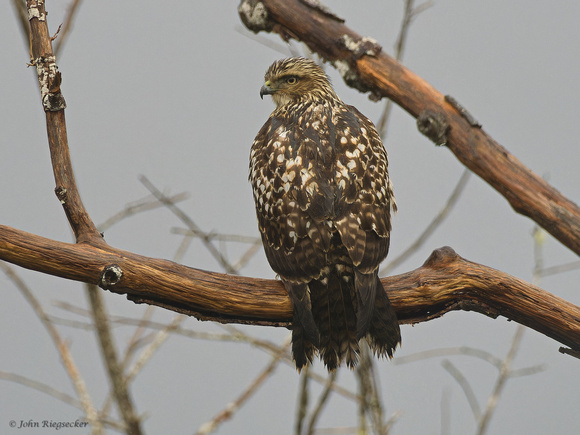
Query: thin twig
367,351,386,434
139,175,238,273
296,366,310,435
393,346,502,368
306,370,338,435
383,410,403,435
124,315,185,384
53,0,84,57
174,233,195,264
380,169,470,276
99,192,189,233
10,0,31,52
356,343,386,434
441,359,481,420
171,228,262,272
171,227,260,244
538,259,580,277
120,306,157,367
231,240,263,272
48,315,93,330
532,226,545,286
99,306,156,418
476,325,525,435
236,25,293,57
0,370,83,410
509,365,546,378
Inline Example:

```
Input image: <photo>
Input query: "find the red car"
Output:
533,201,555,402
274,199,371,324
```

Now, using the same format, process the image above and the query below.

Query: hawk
250,57,401,370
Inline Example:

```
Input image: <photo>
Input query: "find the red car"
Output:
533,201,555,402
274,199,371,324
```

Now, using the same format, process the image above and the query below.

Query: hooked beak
260,81,275,99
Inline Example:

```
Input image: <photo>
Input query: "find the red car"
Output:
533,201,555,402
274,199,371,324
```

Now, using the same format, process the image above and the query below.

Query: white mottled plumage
250,57,401,370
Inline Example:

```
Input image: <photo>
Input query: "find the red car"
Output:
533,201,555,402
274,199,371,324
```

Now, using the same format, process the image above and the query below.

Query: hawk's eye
286,77,298,85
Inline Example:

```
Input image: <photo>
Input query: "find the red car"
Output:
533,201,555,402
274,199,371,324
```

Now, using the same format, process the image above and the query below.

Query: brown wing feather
331,105,399,350
333,105,394,272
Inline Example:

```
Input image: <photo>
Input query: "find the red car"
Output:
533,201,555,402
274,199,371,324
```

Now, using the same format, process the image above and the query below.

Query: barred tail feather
334,275,360,368
310,274,359,370
291,310,316,371
367,277,401,358
354,270,378,340
284,281,319,370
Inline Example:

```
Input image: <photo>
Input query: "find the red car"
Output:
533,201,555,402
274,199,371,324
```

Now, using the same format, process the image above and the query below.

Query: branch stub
238,0,273,33
417,109,450,146
99,264,123,289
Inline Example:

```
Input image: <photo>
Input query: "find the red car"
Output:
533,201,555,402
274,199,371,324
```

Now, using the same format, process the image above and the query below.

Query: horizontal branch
238,0,580,255
2,225,579,353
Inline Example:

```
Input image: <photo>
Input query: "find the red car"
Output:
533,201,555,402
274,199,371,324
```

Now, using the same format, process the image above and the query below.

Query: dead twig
139,175,238,274
476,326,525,435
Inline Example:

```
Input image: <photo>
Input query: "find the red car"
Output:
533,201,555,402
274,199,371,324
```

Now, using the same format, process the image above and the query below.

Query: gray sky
2,1,579,434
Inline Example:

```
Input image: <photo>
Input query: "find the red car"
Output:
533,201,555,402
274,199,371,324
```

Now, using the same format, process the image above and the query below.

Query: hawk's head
260,57,338,108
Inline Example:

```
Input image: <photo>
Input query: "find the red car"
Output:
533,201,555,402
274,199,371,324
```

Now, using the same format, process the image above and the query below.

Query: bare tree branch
2,227,580,354
26,0,103,244
238,0,580,256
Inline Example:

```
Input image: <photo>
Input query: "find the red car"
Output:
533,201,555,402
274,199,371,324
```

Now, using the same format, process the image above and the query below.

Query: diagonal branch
238,0,580,256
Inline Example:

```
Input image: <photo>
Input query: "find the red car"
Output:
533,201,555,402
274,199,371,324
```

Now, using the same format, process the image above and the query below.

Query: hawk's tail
366,277,401,358
310,273,360,370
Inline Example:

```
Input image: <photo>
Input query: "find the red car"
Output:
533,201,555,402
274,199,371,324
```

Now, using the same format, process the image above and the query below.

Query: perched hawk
250,57,400,370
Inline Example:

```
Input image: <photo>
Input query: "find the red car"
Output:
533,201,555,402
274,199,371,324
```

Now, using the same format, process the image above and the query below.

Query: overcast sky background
1,1,580,434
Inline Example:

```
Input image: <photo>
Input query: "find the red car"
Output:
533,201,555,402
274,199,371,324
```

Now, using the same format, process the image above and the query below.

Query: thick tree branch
1,226,579,353
27,0,102,245
238,0,580,256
